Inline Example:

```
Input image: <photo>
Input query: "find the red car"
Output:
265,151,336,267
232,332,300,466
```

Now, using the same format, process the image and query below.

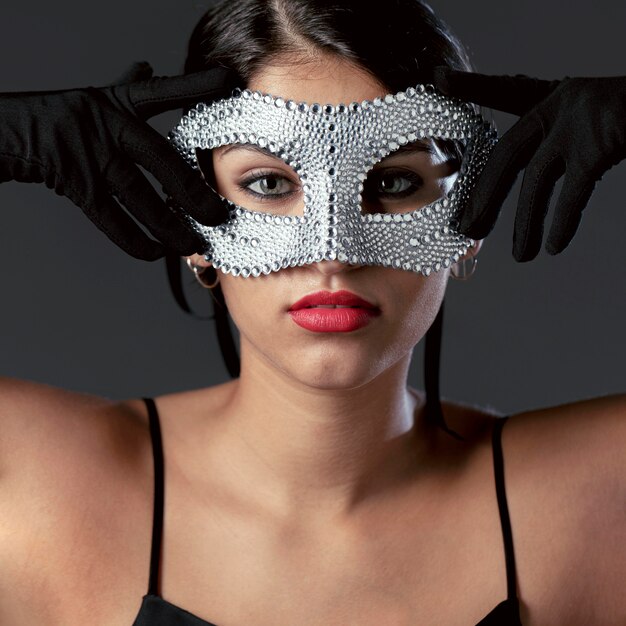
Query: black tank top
132,398,522,625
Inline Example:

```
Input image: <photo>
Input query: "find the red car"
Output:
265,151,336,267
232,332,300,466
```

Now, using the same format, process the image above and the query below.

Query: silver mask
169,83,497,278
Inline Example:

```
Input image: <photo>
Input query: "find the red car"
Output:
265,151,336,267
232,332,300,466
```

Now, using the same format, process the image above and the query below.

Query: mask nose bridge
304,117,397,262
295,145,367,264
329,157,376,264
298,107,386,218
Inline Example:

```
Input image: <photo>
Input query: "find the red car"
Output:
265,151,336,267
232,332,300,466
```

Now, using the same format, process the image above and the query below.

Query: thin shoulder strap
492,416,518,601
143,397,164,597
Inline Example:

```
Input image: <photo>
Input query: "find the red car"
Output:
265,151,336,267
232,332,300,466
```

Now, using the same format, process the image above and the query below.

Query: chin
284,359,384,391
247,331,407,389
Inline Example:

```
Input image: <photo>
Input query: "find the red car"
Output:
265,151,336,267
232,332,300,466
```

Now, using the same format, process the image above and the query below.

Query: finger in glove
546,171,597,255
432,67,560,116
126,67,241,120
459,112,544,239
513,143,565,261
104,154,205,256
109,61,154,87
119,121,230,227
78,187,166,261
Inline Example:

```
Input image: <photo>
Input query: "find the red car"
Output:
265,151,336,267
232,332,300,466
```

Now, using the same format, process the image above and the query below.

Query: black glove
0,62,238,260
433,69,626,261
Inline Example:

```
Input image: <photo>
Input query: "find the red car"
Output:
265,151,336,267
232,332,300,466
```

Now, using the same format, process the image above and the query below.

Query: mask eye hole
359,140,461,216
205,144,306,216
363,169,424,201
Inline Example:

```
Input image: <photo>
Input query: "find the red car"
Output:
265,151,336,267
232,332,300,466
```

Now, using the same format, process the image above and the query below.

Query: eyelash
237,169,299,203
362,169,424,200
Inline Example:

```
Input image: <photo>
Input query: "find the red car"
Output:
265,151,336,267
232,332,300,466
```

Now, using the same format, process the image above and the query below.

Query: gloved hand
432,69,626,261
0,62,238,260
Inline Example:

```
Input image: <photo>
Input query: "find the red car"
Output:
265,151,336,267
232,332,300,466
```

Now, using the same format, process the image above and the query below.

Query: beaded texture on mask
168,84,498,278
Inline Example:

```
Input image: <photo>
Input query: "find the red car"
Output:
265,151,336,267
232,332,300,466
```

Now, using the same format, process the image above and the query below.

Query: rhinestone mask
168,84,498,278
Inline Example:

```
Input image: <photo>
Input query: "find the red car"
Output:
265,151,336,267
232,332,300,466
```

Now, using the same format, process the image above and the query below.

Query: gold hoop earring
185,258,220,289
450,255,478,281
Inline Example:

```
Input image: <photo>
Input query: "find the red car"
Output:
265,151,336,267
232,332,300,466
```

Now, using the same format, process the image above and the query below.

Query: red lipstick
288,290,381,333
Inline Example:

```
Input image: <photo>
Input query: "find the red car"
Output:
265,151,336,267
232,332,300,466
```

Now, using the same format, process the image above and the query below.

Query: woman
0,1,624,624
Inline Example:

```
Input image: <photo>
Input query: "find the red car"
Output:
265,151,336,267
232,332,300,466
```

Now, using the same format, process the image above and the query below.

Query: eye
378,173,411,193
238,170,298,200
363,169,424,200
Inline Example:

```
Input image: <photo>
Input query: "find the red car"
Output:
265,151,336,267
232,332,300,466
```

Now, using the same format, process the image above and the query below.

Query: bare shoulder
437,392,625,621
0,377,159,623
0,375,106,465
0,375,150,484
435,389,626,471
502,392,626,533
504,392,626,482
504,392,626,532
501,394,626,620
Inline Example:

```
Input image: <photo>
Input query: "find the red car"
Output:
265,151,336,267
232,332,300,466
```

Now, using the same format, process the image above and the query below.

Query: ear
182,253,212,268
458,238,483,260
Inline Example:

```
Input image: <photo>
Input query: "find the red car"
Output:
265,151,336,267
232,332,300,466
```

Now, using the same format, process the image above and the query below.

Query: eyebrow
217,141,436,160
218,144,277,160
383,142,436,158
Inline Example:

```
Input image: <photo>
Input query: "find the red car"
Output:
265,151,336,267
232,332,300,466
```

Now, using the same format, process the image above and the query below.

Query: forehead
247,54,388,108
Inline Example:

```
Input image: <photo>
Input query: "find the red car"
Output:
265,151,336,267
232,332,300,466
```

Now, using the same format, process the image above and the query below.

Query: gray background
0,0,623,415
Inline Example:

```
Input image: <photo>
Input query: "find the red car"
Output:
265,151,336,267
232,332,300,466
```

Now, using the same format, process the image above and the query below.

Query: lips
288,290,378,311
288,290,381,332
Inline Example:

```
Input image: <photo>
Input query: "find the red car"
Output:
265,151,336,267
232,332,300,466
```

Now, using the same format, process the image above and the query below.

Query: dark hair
185,0,471,80
171,0,472,439
186,0,471,163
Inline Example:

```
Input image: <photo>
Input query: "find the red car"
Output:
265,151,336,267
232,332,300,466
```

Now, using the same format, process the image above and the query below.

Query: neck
210,339,427,523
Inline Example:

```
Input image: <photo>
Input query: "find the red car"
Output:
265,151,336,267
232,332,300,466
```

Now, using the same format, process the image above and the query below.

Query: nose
311,259,364,275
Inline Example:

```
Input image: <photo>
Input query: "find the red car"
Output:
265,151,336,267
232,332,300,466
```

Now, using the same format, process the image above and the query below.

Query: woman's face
188,53,480,389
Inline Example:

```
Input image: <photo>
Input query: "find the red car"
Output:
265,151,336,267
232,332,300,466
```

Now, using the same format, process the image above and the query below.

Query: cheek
218,273,283,341
219,275,259,322
385,270,448,346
